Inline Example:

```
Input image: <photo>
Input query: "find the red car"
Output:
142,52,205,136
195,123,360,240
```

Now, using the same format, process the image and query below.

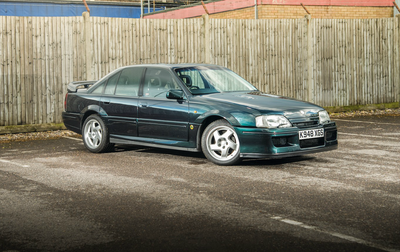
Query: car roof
118,63,223,70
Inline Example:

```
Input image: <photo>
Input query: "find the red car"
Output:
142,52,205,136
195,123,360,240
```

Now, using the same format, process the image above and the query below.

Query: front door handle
140,103,148,108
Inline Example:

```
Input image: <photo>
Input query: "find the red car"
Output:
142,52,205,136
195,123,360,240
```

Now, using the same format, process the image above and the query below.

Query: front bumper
235,123,338,159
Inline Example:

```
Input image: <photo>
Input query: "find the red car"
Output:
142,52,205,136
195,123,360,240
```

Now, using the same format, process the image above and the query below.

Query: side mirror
166,89,184,100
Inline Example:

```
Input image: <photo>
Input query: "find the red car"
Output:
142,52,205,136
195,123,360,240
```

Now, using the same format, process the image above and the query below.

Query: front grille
299,138,324,148
292,120,319,128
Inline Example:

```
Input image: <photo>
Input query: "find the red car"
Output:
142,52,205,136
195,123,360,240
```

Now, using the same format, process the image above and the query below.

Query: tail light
64,93,68,111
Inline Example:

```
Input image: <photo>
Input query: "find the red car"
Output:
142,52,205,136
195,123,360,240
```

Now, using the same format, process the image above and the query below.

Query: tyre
82,114,113,153
201,119,241,165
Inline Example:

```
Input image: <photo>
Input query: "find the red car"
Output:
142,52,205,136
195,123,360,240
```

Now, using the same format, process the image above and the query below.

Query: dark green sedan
62,64,338,165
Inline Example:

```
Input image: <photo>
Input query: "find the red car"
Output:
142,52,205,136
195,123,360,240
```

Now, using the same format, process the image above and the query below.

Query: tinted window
176,69,206,89
90,79,106,94
115,67,144,97
104,72,121,95
174,66,257,95
143,68,179,98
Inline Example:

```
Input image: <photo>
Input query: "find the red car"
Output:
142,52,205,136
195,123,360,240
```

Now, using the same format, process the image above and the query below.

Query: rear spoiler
67,81,97,93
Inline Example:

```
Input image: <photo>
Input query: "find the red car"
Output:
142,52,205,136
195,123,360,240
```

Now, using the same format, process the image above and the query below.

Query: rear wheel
201,119,241,165
82,114,113,153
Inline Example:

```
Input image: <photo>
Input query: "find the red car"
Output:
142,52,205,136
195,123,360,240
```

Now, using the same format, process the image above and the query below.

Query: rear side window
90,79,106,94
115,67,144,97
104,72,121,95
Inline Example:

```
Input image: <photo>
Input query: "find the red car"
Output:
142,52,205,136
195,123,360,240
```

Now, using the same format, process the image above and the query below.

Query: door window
176,68,206,89
143,68,179,98
115,67,144,97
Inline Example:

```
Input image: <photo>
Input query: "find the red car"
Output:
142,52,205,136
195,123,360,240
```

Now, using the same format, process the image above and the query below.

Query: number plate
299,129,324,140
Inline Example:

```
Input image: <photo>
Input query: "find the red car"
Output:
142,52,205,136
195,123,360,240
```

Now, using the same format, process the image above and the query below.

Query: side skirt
110,137,200,153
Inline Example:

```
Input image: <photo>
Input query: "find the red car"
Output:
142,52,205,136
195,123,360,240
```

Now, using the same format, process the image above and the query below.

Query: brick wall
93,0,197,3
210,7,255,19
209,5,394,19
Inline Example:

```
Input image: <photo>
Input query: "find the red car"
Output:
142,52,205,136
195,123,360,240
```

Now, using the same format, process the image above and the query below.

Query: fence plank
18,17,24,125
394,15,398,102
0,16,5,125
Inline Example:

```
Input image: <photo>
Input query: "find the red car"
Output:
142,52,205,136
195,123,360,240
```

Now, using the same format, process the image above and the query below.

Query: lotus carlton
62,64,338,165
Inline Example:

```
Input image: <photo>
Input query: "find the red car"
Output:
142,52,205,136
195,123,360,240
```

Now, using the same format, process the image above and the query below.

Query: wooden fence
0,14,399,126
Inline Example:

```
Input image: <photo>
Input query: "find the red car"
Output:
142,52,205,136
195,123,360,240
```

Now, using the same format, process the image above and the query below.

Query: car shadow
113,144,206,157
240,156,315,167
113,144,316,167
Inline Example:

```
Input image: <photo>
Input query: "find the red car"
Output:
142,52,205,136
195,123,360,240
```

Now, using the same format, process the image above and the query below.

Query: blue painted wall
0,1,164,17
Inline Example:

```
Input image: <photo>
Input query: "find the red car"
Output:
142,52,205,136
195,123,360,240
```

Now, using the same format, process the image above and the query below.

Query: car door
100,67,144,137
137,67,189,141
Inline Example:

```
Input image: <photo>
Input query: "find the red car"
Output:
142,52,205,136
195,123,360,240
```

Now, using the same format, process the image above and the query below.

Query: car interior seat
145,77,164,97
179,75,192,88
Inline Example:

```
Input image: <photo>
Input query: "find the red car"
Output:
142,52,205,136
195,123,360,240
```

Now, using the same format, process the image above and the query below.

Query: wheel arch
194,108,252,150
196,115,229,150
80,105,107,131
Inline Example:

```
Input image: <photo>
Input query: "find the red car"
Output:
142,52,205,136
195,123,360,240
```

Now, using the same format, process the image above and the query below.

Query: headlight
256,115,292,128
319,110,331,124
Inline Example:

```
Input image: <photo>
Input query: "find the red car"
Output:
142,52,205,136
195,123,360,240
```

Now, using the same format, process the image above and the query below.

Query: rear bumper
62,112,82,134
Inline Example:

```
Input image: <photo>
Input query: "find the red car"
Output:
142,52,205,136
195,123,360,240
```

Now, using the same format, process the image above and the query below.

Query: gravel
0,130,81,143
329,108,400,118
1,108,399,143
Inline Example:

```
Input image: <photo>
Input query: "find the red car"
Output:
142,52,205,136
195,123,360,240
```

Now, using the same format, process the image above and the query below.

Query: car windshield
174,66,257,95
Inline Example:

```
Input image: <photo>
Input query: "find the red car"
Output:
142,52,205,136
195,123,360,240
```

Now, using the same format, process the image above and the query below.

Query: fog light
272,137,288,147
326,130,337,141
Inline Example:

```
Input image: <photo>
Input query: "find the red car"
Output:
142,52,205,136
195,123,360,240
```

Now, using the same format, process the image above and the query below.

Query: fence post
202,14,210,64
397,14,400,105
306,14,314,103
82,11,92,80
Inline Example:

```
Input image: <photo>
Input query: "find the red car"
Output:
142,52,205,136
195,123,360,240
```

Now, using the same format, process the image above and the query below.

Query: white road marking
334,119,398,126
63,136,82,141
0,159,30,168
339,132,397,140
270,216,400,252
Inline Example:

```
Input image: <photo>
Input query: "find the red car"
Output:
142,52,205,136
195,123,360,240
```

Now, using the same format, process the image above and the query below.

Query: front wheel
82,114,113,153
201,120,242,165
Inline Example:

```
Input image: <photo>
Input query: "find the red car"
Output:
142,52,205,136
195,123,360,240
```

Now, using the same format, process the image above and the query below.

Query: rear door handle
140,103,148,108
102,99,111,105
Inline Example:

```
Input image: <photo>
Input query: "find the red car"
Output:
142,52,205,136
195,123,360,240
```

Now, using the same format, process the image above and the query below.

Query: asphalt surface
0,115,399,252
